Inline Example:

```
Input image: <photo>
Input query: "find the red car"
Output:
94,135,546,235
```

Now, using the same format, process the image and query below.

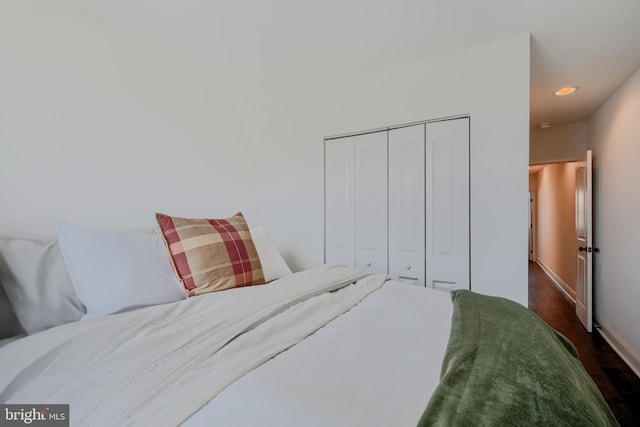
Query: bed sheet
184,280,453,427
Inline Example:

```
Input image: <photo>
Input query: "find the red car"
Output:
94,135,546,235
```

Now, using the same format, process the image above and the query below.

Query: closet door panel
354,132,388,273
425,118,469,290
388,125,425,285
325,137,355,266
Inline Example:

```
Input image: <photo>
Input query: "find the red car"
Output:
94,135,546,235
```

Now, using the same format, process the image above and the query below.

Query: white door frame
529,190,537,262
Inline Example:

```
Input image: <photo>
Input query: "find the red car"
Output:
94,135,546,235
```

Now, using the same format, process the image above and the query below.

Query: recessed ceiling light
537,122,552,129
554,86,578,96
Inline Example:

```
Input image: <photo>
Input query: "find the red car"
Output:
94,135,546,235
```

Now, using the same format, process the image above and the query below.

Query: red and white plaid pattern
156,212,265,296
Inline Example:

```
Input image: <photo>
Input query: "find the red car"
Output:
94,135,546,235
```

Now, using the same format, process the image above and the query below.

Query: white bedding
185,279,453,427
0,266,453,426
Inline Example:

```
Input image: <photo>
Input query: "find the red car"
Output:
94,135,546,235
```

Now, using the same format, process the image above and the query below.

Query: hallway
528,262,640,426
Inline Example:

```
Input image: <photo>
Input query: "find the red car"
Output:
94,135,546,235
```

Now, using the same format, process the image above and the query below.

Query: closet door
425,118,469,290
388,125,425,285
325,137,355,266
354,132,388,273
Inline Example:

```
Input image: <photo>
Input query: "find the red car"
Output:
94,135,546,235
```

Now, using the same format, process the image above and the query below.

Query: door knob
579,247,587,252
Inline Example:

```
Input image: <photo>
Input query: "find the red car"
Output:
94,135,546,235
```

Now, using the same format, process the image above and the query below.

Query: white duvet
187,276,454,427
0,265,387,426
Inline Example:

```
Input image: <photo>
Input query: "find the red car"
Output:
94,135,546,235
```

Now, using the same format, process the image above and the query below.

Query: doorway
528,162,577,303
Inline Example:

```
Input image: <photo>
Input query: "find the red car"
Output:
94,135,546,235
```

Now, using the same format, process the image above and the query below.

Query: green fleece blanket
417,290,619,427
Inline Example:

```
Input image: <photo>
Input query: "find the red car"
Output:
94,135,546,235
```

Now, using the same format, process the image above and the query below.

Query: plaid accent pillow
155,212,265,296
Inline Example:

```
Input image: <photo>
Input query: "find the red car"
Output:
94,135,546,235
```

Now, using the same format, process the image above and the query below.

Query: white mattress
184,280,453,427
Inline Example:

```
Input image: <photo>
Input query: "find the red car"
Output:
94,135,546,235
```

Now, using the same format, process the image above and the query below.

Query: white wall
253,35,531,304
530,122,587,164
588,66,640,374
0,1,251,229
0,1,530,304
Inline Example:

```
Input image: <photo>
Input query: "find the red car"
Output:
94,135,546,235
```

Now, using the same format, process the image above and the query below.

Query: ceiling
55,0,640,131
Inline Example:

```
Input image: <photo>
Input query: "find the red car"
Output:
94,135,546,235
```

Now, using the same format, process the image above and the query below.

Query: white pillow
250,226,292,282
0,283,22,339
0,237,85,334
56,222,186,319
0,283,24,342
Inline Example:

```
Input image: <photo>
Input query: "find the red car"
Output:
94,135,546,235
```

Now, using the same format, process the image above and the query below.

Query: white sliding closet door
388,125,425,285
325,117,470,289
354,132,388,273
325,137,355,266
425,118,469,290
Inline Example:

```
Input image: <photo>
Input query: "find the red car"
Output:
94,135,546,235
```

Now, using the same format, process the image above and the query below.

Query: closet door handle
578,247,587,252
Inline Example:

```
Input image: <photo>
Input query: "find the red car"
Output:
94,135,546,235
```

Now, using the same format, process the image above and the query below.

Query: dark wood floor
528,261,640,427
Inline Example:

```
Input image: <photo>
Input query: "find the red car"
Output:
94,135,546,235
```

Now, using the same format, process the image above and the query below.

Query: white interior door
325,137,355,266
354,131,388,273
388,124,425,285
424,118,469,291
575,150,593,332
528,192,533,261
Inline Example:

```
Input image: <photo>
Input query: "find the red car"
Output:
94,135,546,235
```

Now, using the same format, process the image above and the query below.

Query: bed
0,214,619,427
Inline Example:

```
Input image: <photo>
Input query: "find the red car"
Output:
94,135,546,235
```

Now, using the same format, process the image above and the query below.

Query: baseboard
595,317,640,379
536,260,576,303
